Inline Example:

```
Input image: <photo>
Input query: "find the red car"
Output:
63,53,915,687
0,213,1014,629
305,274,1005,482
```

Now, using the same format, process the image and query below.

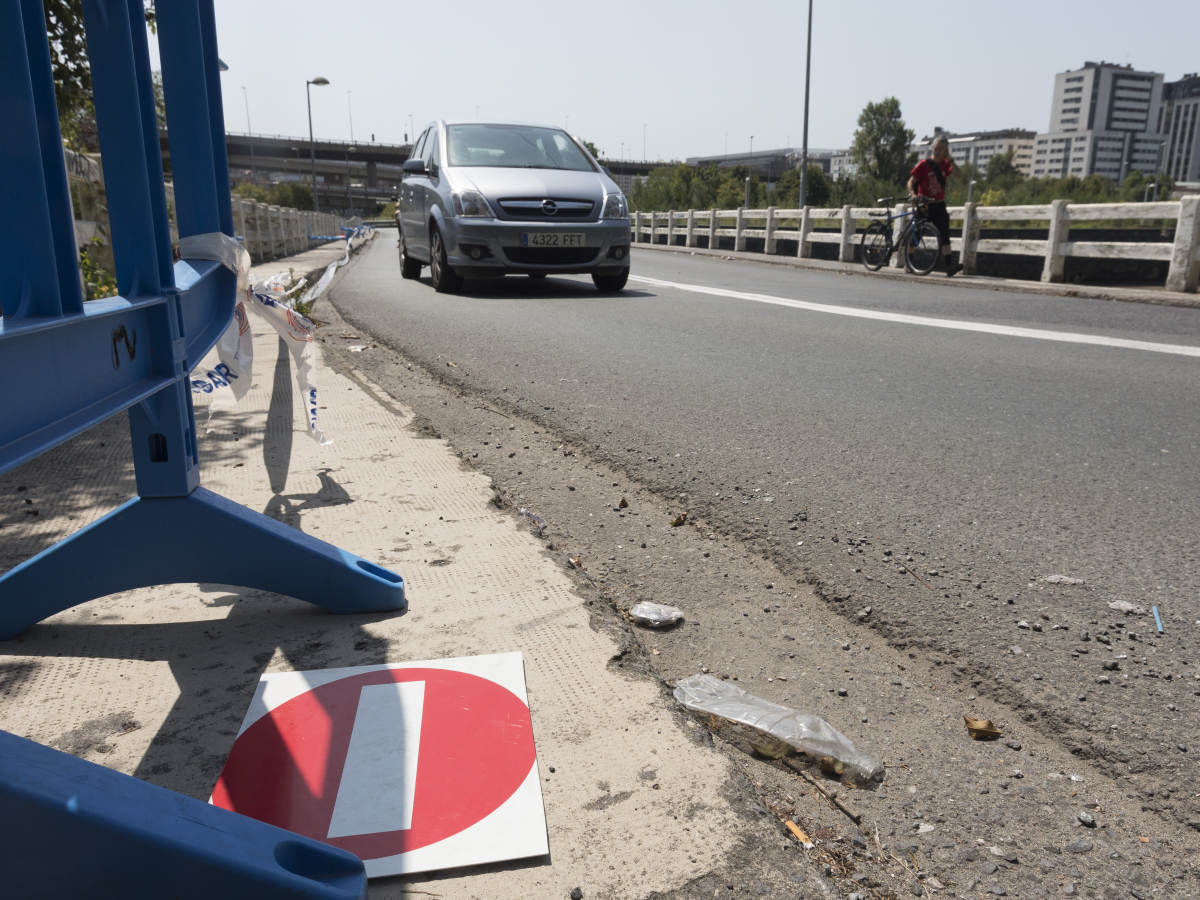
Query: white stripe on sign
327,681,425,838
630,275,1200,359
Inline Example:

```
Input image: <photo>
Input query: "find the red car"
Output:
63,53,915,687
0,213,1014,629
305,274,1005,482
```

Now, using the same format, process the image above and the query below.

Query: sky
183,0,1199,162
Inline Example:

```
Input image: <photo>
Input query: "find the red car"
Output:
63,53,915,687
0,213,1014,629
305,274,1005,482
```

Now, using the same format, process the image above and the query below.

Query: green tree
985,150,1021,185
43,0,157,149
774,165,831,208
581,139,602,159
851,98,915,187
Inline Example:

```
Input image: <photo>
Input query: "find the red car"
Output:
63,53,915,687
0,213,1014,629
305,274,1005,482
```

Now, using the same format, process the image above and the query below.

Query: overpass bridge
159,132,663,217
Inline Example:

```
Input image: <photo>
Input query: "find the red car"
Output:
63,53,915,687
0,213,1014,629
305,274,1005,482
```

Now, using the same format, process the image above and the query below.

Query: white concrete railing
630,197,1200,293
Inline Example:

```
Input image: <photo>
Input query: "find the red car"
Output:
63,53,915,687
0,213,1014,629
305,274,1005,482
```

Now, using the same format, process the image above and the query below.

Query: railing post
650,211,658,245
1166,195,1200,293
890,203,906,269
735,208,746,252
664,209,674,246
765,206,777,255
685,209,696,248
708,208,718,250
796,206,811,258
1042,198,1069,283
838,205,854,263
961,201,980,274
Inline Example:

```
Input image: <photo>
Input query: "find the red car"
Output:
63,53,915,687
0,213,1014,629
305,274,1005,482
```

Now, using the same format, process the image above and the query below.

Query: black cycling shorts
925,201,950,248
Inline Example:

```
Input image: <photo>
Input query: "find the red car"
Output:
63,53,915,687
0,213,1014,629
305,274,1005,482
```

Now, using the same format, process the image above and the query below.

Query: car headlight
601,192,628,219
452,190,493,217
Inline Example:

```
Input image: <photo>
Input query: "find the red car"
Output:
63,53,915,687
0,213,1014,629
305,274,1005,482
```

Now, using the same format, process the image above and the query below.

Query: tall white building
913,128,1035,176
1031,62,1165,180
1159,73,1200,183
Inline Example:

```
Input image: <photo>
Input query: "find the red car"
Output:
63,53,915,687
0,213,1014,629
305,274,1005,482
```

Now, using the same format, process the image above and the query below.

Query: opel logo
541,199,558,216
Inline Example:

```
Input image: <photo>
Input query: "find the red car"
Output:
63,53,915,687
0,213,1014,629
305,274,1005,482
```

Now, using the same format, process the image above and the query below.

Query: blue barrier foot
0,729,367,899
0,487,405,639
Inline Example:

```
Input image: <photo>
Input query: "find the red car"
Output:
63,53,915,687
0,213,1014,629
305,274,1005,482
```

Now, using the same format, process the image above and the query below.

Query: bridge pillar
366,160,378,188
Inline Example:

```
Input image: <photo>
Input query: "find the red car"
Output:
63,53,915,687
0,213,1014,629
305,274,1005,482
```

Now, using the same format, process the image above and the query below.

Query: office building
913,128,1035,175
1031,62,1165,180
1160,73,1200,183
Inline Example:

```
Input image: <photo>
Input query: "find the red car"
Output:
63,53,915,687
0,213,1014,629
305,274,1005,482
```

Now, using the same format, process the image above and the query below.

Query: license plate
521,232,585,248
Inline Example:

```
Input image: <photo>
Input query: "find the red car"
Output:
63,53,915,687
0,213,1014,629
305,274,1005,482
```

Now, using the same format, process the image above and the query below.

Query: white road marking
630,275,1200,359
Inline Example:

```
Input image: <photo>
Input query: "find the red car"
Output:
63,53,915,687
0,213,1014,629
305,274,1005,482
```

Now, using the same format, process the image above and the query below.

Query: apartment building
1031,61,1165,180
913,128,1035,175
1159,73,1200,183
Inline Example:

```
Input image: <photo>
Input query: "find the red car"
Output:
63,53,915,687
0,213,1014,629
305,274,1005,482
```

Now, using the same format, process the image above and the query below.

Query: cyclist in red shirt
907,135,963,276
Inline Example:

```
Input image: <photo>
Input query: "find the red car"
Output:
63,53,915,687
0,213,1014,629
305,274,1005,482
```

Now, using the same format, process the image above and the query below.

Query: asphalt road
329,237,1200,866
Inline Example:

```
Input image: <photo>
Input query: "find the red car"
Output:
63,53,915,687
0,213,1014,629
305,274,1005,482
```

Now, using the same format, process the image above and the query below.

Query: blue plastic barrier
0,1,405,894
0,0,405,637
0,729,367,900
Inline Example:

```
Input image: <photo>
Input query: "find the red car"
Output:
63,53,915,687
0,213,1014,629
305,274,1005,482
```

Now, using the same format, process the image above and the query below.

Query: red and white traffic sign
211,652,547,877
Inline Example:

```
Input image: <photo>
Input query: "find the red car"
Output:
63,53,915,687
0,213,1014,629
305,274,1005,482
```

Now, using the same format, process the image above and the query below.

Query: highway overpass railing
631,198,1200,293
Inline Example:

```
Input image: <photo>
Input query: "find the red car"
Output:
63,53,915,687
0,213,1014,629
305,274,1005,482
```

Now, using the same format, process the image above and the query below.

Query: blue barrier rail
1,0,404,894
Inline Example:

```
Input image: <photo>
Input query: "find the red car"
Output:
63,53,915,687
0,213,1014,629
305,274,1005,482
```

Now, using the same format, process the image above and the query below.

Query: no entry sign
212,652,548,877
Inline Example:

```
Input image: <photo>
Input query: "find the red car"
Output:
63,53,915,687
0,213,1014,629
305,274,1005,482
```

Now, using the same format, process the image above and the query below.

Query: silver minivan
397,121,631,293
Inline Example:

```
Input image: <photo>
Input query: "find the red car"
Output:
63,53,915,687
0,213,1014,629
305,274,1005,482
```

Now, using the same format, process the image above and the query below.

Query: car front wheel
400,234,422,279
591,268,629,292
429,226,463,294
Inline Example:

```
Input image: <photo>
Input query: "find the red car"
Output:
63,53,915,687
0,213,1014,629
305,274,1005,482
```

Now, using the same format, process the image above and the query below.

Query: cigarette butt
785,820,814,849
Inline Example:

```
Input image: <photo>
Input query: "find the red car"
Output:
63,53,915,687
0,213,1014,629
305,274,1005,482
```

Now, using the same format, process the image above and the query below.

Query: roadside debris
1107,600,1146,615
1152,605,1164,633
670,511,688,527
1041,574,1085,585
518,507,547,536
964,715,1003,741
672,674,885,788
784,820,814,849
628,602,684,628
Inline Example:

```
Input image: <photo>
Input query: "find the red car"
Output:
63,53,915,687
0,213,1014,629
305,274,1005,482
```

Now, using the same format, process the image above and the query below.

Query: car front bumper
442,218,631,275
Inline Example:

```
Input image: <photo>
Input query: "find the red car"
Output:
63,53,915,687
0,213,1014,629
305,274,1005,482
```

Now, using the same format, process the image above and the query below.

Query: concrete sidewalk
0,237,816,898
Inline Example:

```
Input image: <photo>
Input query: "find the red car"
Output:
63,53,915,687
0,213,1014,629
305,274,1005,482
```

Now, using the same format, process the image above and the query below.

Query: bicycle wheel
859,222,891,271
903,220,942,275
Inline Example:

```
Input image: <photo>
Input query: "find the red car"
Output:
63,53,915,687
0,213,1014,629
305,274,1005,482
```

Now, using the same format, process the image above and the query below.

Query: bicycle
859,197,942,275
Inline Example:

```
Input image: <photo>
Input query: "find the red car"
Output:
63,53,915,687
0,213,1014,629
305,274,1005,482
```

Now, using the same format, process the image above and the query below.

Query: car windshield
446,124,596,172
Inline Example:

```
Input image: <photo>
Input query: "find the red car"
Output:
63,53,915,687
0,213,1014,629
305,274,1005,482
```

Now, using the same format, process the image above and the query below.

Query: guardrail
631,198,1200,293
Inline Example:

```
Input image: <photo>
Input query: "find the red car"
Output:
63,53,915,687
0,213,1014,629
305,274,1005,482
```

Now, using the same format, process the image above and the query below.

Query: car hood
449,166,616,201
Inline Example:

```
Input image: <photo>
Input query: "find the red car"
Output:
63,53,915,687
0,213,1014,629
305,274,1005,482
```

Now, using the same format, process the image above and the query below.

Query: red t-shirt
911,157,952,202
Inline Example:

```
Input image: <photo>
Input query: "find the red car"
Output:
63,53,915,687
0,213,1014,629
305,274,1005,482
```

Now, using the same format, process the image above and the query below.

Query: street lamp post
799,0,813,209
643,123,647,161
306,76,330,213
347,90,354,143
241,86,254,183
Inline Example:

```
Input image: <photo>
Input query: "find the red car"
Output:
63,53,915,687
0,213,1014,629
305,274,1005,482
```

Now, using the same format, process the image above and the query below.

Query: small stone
1006,740,1022,751
1063,883,1077,896
1096,675,1111,684
983,863,999,874
852,835,867,850
988,885,1007,896
1010,646,1023,656
837,688,849,697
1017,620,1031,630
570,889,583,900
1179,744,1188,753
1077,811,1096,828
916,823,936,834
1103,661,1120,671
1066,839,1094,854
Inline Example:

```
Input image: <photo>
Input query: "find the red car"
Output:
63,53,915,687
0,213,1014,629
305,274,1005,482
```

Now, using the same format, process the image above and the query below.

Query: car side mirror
402,158,427,176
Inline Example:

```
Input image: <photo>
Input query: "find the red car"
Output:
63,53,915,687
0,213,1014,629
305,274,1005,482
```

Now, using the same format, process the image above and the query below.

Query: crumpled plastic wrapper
673,674,885,788
629,601,684,627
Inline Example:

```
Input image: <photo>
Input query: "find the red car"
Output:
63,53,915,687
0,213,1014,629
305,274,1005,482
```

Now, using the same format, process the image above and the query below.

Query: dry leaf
670,511,688,527
1138,836,1150,843
964,715,1002,741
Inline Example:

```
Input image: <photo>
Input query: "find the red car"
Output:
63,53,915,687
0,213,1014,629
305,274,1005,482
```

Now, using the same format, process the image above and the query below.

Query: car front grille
497,198,595,220
505,246,599,264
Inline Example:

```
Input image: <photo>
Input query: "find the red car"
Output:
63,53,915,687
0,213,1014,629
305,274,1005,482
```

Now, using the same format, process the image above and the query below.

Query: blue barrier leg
0,488,405,640
0,729,367,900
